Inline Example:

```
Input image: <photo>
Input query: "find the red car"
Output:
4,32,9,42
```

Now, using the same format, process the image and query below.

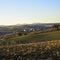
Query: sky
0,0,60,25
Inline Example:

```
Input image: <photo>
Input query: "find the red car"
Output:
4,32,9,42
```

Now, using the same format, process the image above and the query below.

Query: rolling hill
5,30,60,44
0,30,60,60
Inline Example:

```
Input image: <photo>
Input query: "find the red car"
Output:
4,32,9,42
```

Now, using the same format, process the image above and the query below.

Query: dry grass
0,40,60,60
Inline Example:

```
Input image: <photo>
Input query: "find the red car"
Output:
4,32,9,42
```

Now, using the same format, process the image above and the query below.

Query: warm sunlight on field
0,40,60,60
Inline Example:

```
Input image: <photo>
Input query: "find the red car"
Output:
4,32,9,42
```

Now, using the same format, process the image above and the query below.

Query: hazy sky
0,0,60,25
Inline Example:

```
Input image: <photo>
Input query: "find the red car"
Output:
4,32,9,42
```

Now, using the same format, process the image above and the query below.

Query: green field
5,30,60,44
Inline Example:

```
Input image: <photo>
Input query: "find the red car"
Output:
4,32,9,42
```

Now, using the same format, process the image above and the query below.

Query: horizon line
0,22,60,26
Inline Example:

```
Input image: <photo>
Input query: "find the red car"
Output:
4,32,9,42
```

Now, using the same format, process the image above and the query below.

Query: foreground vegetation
0,40,60,60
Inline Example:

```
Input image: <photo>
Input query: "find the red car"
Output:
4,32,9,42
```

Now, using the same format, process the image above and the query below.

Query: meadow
0,31,60,60
4,30,60,44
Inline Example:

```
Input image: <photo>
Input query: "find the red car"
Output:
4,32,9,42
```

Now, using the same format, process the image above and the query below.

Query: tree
52,24,60,30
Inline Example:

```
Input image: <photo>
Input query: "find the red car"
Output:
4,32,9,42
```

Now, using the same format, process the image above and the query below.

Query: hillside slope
0,31,60,60
5,30,60,44
0,40,60,60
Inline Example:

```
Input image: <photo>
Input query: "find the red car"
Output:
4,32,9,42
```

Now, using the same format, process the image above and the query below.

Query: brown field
0,40,60,60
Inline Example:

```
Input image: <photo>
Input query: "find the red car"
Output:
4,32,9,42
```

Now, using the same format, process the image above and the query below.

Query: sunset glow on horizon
0,0,60,25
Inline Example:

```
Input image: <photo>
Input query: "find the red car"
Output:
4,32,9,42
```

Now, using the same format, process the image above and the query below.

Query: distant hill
0,23,60,35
